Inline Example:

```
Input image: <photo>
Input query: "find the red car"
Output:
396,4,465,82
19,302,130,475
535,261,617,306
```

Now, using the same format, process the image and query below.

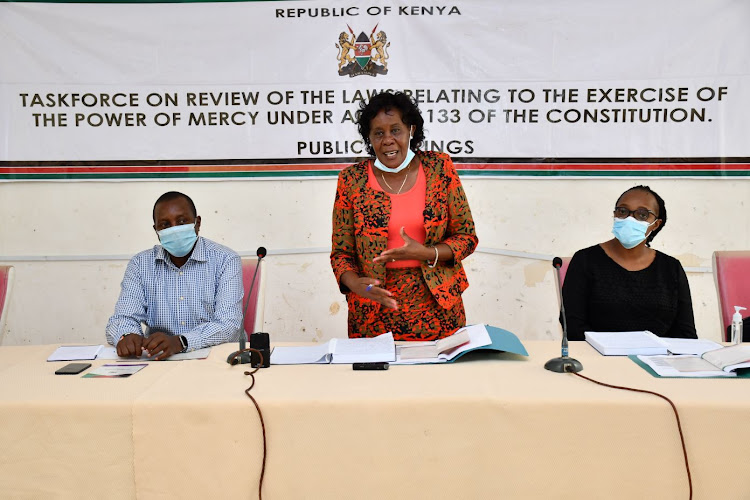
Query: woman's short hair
616,185,667,246
356,91,425,156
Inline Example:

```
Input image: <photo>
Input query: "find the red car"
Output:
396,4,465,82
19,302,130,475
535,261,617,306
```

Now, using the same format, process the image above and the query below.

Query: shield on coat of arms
354,32,371,68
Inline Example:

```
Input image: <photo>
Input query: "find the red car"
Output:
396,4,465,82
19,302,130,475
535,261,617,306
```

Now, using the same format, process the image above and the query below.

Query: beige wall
0,178,747,345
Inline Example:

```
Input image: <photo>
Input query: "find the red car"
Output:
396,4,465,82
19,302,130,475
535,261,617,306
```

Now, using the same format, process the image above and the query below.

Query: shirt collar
155,236,207,264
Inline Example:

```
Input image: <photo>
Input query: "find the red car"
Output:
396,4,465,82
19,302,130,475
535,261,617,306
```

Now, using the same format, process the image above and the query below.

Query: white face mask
372,132,415,173
373,147,415,173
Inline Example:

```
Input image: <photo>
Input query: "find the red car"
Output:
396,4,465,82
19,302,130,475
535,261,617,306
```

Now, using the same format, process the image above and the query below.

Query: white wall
0,177,747,345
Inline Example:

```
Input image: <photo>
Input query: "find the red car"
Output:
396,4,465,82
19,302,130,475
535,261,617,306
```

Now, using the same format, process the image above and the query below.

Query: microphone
227,246,268,366
544,256,583,373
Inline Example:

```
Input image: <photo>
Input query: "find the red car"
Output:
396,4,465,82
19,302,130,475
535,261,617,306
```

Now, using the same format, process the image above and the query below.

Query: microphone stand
545,257,583,373
227,247,266,365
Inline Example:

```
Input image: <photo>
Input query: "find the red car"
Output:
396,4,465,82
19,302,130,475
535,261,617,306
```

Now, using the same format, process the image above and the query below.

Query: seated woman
330,91,478,341
562,185,697,340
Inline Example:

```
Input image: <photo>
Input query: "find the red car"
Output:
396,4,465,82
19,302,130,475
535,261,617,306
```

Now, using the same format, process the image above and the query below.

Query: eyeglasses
613,206,657,222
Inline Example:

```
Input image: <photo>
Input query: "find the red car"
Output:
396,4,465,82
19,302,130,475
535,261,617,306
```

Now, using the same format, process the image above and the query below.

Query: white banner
1,0,748,178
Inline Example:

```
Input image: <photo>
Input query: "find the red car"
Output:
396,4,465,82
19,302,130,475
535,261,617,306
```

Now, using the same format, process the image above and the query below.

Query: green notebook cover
628,355,750,378
448,325,529,362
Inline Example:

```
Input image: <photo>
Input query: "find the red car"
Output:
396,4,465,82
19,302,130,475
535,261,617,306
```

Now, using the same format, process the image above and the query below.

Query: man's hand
117,333,145,357
142,332,183,361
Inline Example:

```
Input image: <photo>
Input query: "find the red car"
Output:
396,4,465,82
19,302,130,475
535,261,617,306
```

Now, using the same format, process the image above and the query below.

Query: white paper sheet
269,343,332,365
47,345,104,362
663,338,723,356
97,346,211,361
330,332,396,363
270,332,396,365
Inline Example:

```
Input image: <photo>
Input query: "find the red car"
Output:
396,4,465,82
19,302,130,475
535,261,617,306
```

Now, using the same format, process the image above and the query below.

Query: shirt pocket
199,282,216,320
183,273,215,322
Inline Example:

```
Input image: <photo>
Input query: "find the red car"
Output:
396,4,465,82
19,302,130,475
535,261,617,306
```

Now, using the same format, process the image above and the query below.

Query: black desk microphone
227,247,270,367
544,256,583,373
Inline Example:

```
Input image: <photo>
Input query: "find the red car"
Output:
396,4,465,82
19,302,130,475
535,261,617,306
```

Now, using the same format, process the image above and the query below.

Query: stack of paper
585,331,668,356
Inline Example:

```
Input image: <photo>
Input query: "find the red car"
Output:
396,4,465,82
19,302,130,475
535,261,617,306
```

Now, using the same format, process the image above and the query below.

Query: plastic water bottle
731,306,746,344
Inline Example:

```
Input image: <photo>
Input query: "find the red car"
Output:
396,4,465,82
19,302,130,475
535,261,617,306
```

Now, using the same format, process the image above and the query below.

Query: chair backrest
554,257,572,290
241,258,266,340
0,266,15,336
712,251,750,341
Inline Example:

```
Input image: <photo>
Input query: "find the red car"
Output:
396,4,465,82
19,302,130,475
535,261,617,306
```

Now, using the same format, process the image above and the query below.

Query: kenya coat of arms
336,24,390,77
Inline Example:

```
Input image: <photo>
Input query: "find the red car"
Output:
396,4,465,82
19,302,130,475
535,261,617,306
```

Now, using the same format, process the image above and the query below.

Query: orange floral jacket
330,151,478,309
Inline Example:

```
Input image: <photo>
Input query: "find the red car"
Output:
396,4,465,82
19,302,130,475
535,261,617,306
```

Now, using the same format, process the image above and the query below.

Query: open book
393,324,528,364
270,332,395,365
395,324,488,364
636,344,750,377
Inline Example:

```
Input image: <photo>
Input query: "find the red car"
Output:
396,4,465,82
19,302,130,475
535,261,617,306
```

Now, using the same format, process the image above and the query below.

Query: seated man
106,191,243,360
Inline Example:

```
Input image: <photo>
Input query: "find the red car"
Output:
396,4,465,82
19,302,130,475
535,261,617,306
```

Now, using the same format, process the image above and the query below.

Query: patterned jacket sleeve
441,156,478,263
330,168,359,291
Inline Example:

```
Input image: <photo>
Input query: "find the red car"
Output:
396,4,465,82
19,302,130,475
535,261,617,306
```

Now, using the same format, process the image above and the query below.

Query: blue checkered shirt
106,237,244,350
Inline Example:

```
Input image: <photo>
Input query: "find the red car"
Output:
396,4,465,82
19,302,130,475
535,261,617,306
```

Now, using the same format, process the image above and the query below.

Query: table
0,341,748,499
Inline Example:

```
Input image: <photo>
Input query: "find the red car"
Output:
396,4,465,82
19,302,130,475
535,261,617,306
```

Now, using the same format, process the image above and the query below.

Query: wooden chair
712,251,750,341
241,258,266,339
0,266,15,337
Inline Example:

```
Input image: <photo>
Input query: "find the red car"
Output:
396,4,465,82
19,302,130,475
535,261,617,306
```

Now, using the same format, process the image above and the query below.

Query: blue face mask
612,217,655,249
373,137,415,174
158,223,197,257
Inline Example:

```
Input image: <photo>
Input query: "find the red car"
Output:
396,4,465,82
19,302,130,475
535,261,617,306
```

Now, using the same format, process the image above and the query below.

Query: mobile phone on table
352,362,389,370
54,363,92,375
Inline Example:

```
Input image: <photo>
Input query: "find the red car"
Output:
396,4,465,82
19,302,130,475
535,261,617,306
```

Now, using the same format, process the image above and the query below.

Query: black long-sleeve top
561,244,697,341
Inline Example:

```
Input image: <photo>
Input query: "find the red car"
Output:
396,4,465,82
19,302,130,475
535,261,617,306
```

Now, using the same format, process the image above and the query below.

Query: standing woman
562,185,697,340
331,91,478,340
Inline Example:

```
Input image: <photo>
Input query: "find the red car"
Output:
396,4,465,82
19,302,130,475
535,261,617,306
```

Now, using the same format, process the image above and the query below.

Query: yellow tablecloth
0,342,748,499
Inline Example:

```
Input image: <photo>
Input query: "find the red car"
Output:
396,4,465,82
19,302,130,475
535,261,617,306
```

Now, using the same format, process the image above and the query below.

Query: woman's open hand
373,227,432,264
340,273,398,310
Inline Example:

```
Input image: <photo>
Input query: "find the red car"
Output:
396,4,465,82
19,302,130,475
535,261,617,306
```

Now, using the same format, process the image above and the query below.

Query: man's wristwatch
179,335,188,353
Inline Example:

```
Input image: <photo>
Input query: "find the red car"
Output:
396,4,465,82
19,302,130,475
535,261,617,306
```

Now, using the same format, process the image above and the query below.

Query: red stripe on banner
0,162,748,175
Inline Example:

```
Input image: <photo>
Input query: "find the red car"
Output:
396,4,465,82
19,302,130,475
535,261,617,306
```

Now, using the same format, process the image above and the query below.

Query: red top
368,163,426,268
